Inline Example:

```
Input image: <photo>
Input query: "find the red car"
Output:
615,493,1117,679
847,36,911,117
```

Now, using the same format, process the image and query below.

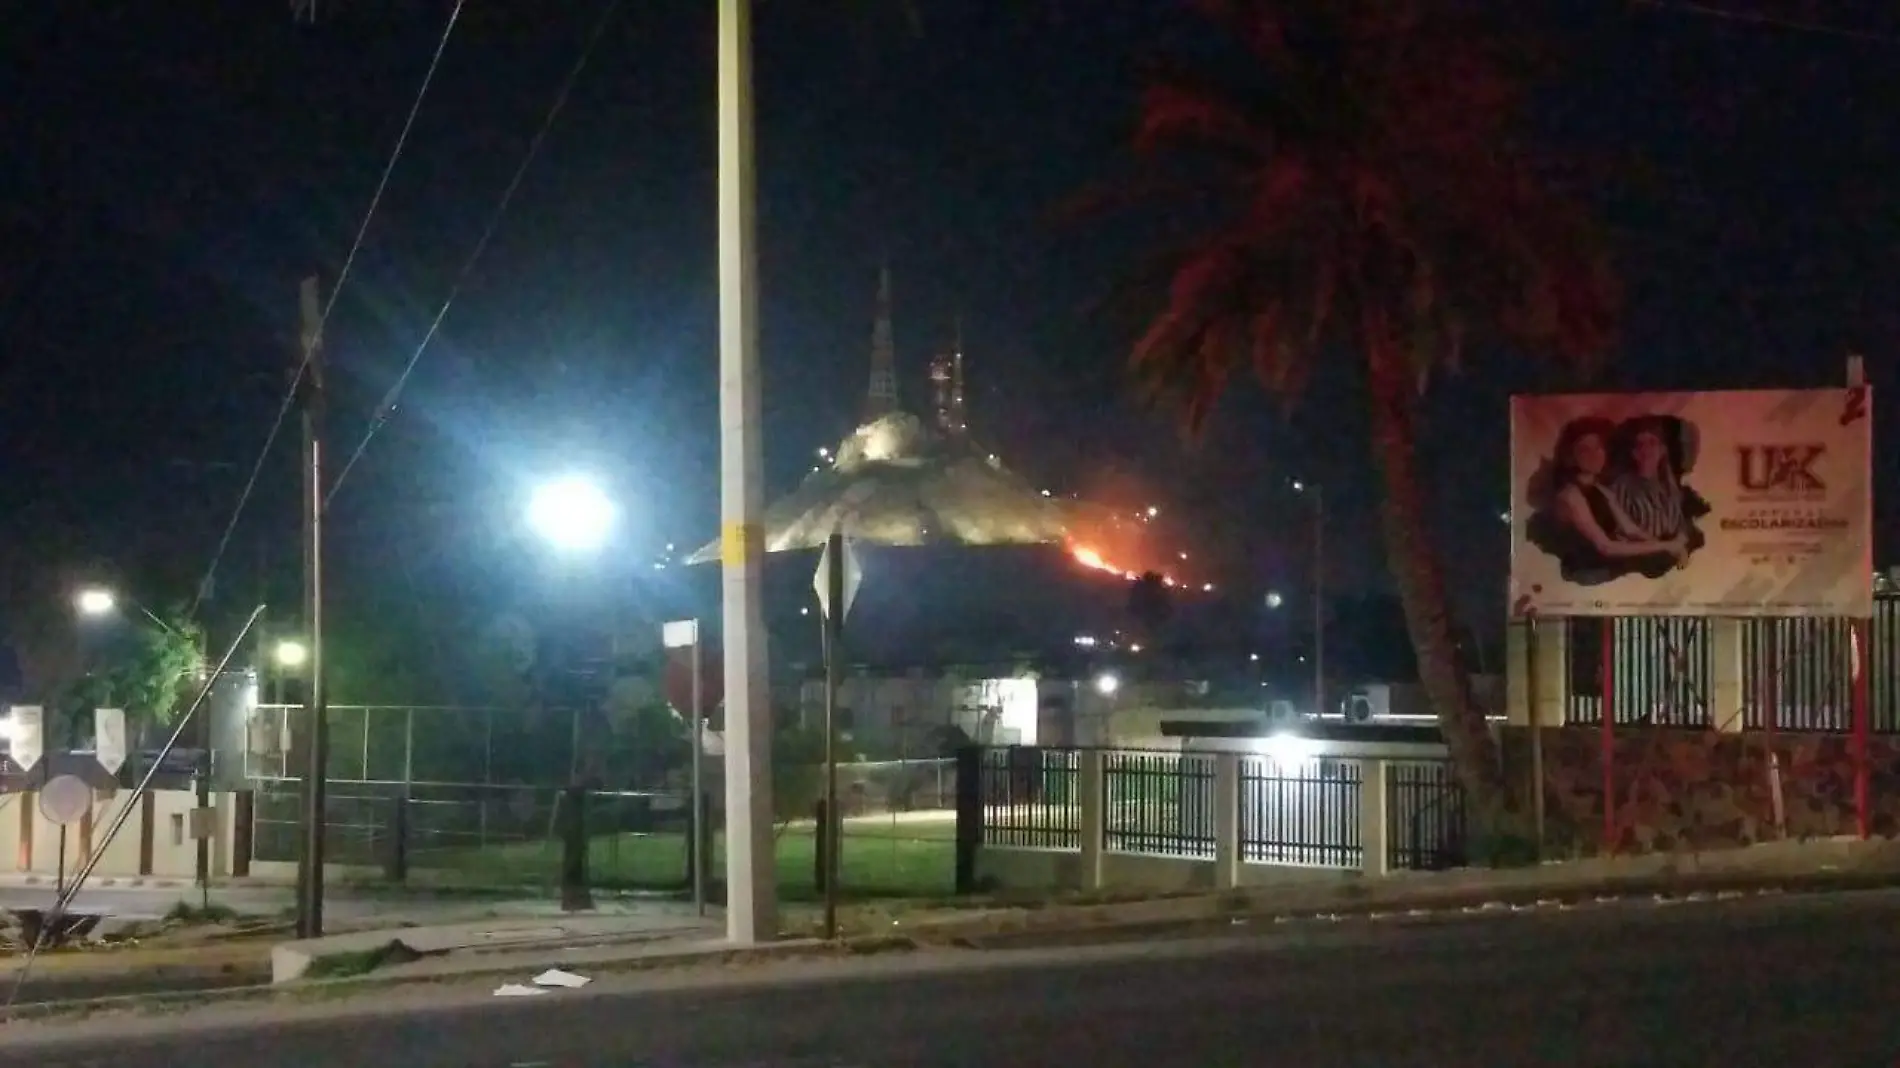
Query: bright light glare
74,588,116,616
529,477,615,551
1265,591,1284,609
1094,673,1120,695
1255,731,1317,766
274,639,309,669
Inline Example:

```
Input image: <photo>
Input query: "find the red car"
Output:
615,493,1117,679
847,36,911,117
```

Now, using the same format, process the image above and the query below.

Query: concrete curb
2,938,846,1024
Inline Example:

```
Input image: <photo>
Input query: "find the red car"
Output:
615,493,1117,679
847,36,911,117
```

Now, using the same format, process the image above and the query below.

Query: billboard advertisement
1509,387,1872,618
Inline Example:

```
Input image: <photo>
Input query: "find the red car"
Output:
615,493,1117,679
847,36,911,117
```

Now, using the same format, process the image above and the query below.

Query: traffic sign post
40,774,91,899
662,619,710,916
811,531,861,940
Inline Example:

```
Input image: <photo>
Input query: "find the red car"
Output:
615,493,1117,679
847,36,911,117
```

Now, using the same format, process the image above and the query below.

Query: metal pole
1313,484,1326,718
296,275,330,940
690,628,705,915
822,531,843,940
717,0,776,944
1526,617,1545,857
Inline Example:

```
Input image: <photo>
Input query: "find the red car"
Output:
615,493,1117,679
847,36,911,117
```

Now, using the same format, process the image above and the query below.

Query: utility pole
717,0,777,944
294,275,330,940
1313,483,1325,719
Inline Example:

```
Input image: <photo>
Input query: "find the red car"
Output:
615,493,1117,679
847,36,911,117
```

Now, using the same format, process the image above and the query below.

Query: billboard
1509,387,1872,618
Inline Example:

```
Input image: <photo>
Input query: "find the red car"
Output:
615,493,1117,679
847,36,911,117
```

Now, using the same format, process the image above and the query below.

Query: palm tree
1108,0,1618,817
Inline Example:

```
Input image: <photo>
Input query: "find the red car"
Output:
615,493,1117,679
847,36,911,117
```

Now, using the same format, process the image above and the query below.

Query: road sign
812,536,862,622
95,707,127,775
661,619,699,649
9,705,44,773
39,774,91,826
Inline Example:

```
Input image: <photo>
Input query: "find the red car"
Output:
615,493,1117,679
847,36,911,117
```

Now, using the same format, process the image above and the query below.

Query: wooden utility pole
294,275,330,939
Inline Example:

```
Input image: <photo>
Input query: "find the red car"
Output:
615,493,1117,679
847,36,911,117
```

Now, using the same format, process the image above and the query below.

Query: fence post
383,795,409,884
559,787,592,912
1079,749,1105,891
1359,758,1389,879
1213,753,1241,889
953,746,981,895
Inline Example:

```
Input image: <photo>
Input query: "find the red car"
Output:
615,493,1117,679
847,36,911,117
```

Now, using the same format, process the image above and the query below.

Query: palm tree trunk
1364,326,1513,818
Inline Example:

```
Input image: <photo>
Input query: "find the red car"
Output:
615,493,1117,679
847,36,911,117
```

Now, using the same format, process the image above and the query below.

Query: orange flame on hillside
1067,543,1212,591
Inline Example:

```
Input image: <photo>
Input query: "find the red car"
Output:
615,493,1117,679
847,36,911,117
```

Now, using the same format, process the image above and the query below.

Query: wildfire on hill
1068,543,1214,593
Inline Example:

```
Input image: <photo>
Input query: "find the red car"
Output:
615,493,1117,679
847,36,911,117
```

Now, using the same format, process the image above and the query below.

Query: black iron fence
1560,596,1900,733
962,746,1466,882
974,746,1079,850
1104,751,1216,858
1240,757,1361,867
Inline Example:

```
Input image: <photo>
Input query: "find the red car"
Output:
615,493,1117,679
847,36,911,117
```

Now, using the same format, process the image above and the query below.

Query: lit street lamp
528,476,616,552
74,588,116,617
274,639,309,670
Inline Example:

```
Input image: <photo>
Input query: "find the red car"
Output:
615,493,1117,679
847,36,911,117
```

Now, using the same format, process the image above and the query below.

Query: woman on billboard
1526,416,1690,585
1609,414,1709,577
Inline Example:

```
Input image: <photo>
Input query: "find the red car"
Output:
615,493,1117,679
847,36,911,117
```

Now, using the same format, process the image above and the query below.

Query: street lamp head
1094,673,1120,696
273,639,309,670
1265,591,1285,610
74,588,116,617
529,476,615,552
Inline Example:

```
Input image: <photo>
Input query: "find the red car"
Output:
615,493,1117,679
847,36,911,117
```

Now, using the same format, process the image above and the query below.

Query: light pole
1291,480,1325,718
717,0,776,944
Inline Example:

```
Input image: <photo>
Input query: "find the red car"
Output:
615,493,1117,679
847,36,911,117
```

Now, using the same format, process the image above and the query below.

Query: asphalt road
10,890,1900,1066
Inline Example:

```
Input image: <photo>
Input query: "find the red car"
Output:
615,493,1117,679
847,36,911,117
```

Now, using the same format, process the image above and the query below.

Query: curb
3,938,864,1023
12,870,1900,1024
857,868,1900,943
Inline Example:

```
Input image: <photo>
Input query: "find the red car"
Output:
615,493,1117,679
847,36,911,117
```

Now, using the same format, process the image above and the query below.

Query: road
8,889,1900,1066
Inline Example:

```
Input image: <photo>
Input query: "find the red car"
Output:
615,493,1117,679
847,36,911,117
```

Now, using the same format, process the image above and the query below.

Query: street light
528,476,615,552
75,588,116,617
274,639,309,669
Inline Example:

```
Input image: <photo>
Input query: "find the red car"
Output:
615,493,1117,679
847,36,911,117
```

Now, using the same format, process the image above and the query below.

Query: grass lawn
421,816,959,902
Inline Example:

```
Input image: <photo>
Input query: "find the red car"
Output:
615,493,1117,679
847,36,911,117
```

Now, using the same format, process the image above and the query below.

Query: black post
559,786,592,912
953,745,982,895
385,795,409,884
812,798,830,895
821,531,844,939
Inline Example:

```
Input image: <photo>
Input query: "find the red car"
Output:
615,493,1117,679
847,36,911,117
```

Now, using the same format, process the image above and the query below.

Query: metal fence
970,746,1466,874
1565,617,1714,728
1240,757,1361,867
1559,598,1900,733
248,777,699,889
1105,751,1215,859
977,746,1078,850
246,704,598,786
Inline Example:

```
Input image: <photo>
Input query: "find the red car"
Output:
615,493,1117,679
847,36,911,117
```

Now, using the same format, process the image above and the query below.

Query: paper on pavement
533,969,592,989
493,983,550,997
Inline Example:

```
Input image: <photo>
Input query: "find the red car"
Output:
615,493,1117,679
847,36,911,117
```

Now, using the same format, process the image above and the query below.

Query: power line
189,0,469,618
326,0,623,510
1632,0,1900,45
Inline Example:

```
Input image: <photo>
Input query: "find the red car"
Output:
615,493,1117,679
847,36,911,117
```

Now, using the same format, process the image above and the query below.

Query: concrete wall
1502,726,1898,853
0,788,238,880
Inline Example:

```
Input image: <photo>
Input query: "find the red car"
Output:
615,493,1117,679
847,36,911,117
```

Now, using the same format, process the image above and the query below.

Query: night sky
4,1,1899,660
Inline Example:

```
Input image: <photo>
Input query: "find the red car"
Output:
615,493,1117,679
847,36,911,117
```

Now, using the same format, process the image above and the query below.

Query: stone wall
1502,727,1900,853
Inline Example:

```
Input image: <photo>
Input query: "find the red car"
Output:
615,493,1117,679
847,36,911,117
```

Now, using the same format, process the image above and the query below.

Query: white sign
661,619,699,649
94,707,127,775
1510,387,1873,618
39,774,91,826
9,705,44,773
812,536,863,622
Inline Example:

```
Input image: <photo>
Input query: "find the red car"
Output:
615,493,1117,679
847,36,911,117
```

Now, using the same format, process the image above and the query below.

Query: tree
55,611,204,748
1107,0,1617,817
1127,570,1175,640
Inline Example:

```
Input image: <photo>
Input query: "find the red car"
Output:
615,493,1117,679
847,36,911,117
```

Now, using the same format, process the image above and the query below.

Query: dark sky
3,0,1899,644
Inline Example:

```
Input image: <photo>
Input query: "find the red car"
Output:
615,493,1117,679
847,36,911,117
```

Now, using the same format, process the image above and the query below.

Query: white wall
0,788,236,880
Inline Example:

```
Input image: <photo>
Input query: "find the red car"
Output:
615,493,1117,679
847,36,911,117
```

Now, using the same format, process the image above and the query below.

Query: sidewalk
12,835,1900,1016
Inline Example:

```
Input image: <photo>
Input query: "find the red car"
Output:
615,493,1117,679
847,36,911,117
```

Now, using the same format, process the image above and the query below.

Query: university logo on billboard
1508,387,1873,619
1735,444,1827,497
